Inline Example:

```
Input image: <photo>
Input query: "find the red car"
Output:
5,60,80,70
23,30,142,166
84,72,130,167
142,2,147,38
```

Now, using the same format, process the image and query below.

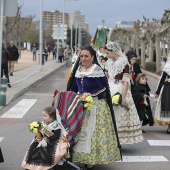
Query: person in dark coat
154,56,170,133
7,40,19,76
58,45,64,63
126,50,142,93
0,147,4,163
1,42,11,88
132,73,154,129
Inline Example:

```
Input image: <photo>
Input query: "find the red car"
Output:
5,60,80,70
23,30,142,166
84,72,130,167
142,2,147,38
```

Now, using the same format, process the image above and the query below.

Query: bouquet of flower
29,121,42,134
81,95,94,110
112,92,130,111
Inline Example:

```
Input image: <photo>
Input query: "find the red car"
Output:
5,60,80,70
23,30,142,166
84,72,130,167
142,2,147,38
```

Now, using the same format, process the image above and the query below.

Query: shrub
145,62,156,73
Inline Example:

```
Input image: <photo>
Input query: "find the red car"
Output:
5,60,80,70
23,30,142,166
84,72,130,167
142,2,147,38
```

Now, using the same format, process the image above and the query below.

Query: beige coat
64,49,72,59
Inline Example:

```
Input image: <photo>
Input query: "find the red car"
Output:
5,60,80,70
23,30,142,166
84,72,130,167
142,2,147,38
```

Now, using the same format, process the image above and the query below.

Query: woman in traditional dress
67,46,121,169
155,56,170,133
104,42,143,145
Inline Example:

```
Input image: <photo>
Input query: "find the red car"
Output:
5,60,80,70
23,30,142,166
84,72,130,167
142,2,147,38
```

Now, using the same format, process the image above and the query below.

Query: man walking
32,44,37,61
58,45,64,63
7,40,19,76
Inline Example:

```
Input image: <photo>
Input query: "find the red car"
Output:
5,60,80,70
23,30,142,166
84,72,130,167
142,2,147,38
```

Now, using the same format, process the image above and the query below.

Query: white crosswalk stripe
0,137,4,143
148,140,170,146
117,156,169,162
0,99,37,118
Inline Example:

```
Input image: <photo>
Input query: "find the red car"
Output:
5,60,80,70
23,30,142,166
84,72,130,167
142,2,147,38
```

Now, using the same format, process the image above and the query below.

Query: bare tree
3,4,21,46
12,13,35,57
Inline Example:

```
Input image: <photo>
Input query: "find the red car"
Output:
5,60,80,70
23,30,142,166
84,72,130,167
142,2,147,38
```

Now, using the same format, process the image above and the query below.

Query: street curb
0,63,65,110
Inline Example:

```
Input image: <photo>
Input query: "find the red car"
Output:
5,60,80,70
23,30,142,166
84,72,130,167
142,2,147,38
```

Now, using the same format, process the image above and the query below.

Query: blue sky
18,0,170,36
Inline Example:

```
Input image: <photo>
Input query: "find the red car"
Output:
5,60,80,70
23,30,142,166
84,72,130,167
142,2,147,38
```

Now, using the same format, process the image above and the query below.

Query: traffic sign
52,25,66,40
35,20,48,30
3,0,17,16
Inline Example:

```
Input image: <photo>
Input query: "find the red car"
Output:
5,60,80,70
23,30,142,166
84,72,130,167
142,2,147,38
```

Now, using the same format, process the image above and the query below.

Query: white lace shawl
75,64,105,78
163,57,170,76
73,97,98,154
42,118,67,138
46,120,60,132
106,57,129,79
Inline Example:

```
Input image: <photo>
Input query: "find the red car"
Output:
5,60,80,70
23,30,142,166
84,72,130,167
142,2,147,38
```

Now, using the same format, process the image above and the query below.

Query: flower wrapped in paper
112,92,122,105
112,92,130,111
29,122,41,134
81,95,94,110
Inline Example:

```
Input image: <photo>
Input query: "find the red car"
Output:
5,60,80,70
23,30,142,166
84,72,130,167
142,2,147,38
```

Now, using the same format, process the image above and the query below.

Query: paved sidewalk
0,50,65,109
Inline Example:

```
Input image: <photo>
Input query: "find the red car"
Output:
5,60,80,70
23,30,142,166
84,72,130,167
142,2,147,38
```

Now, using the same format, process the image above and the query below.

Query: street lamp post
78,23,81,47
62,0,78,46
75,14,83,47
75,18,78,47
39,0,43,70
70,13,74,52
0,0,4,79
62,0,65,46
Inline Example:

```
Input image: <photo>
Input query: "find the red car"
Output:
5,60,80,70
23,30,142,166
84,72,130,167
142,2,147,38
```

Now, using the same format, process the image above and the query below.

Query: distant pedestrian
1,42,11,88
64,45,72,67
44,48,48,61
53,45,57,60
58,45,64,63
7,40,19,76
47,45,51,57
32,44,37,61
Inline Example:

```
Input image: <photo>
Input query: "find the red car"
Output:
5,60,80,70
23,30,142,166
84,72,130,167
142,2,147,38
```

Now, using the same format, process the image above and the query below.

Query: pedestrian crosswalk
117,156,168,162
0,137,4,143
0,99,170,164
148,140,170,146
0,99,37,118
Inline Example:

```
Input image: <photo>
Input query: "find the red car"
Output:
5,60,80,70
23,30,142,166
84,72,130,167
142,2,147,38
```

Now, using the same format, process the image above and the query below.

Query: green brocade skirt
73,99,121,165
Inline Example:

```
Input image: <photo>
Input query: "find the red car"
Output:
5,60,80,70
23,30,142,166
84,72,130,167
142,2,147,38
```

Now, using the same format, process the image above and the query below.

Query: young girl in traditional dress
155,56,170,133
21,106,68,170
105,42,143,145
132,73,154,129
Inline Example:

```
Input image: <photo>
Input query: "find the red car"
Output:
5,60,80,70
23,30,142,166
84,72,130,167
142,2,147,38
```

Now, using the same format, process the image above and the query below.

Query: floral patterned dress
71,64,121,165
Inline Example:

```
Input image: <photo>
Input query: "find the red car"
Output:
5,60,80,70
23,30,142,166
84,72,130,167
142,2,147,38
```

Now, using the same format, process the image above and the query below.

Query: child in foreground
21,106,68,170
